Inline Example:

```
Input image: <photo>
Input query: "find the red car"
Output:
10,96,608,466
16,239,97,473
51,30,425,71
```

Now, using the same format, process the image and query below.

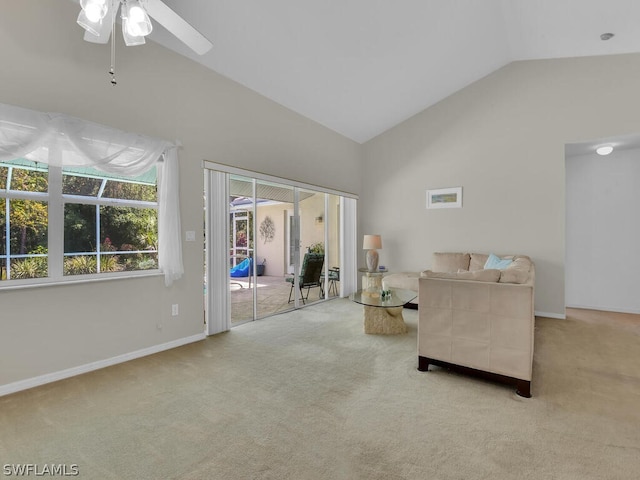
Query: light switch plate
185,231,196,242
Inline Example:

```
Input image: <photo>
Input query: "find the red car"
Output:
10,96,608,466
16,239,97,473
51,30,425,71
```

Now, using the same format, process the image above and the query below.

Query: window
1,159,158,283
1,101,183,286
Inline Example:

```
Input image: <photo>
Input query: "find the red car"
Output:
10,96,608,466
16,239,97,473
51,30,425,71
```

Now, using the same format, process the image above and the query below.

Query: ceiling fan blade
83,0,116,44
144,0,213,55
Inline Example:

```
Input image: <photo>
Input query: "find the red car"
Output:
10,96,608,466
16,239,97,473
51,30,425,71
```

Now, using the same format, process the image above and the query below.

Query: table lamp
363,234,382,272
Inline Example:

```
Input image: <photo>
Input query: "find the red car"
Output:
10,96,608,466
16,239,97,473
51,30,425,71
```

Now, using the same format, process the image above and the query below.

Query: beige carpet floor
1,301,639,479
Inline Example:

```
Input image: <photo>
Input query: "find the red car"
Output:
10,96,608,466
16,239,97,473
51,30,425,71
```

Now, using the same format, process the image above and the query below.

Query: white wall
566,147,640,314
0,0,361,390
362,53,640,317
299,193,326,255
256,193,341,276
255,205,286,276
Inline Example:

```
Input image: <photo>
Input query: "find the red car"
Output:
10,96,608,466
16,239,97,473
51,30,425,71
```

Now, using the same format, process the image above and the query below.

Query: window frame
0,161,161,288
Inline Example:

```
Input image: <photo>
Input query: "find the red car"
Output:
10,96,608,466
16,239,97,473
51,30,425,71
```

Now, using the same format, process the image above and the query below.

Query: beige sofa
386,252,535,397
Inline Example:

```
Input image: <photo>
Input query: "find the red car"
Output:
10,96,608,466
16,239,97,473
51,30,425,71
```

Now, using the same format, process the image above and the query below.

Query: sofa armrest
418,276,535,381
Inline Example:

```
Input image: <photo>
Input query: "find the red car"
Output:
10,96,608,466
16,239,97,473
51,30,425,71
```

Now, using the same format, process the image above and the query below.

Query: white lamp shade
363,234,382,250
80,0,108,22
124,0,153,37
77,9,102,36
122,18,147,46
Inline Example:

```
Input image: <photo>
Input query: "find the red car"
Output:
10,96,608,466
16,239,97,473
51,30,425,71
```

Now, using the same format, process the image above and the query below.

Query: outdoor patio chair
286,253,325,303
328,267,340,296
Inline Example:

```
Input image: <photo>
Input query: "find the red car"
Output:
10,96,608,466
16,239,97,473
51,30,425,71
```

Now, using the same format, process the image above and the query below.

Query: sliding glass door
252,178,295,321
205,164,356,333
228,174,257,324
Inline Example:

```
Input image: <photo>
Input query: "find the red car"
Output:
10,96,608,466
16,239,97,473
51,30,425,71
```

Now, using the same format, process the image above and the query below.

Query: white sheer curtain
0,102,183,286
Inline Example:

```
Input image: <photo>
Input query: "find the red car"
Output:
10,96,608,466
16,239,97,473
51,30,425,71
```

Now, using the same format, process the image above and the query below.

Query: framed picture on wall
426,187,463,209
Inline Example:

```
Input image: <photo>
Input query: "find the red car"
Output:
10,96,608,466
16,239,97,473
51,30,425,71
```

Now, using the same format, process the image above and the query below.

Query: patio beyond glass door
205,165,352,333
296,188,327,306
255,180,296,320
229,175,305,324
229,175,256,324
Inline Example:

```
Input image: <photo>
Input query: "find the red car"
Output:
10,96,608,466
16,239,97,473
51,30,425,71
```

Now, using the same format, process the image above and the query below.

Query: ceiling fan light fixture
124,1,153,37
77,9,102,37
76,0,213,85
122,17,147,46
80,0,108,23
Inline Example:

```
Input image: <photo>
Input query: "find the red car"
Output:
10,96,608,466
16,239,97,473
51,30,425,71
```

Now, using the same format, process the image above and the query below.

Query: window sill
0,270,164,292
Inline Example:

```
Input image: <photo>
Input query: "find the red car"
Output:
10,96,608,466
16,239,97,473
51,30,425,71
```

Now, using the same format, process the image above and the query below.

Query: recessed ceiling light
596,145,614,156
600,33,615,41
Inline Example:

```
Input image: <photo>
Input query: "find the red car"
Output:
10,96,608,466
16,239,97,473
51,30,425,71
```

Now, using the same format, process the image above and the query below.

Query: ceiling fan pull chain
109,0,117,85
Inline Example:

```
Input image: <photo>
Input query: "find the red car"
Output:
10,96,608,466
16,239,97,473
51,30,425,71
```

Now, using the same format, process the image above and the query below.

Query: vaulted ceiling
147,0,640,143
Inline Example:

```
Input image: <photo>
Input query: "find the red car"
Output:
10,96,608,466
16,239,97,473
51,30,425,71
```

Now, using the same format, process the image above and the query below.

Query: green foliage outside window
1,161,159,281
10,257,47,279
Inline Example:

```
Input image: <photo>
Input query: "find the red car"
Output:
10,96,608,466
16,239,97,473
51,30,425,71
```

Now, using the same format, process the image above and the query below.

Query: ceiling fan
76,0,213,84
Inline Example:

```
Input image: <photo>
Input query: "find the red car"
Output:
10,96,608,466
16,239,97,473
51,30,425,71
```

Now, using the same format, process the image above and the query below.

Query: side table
359,268,388,292
349,287,417,335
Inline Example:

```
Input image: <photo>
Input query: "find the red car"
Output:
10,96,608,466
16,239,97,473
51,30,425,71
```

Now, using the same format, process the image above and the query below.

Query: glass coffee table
349,288,417,334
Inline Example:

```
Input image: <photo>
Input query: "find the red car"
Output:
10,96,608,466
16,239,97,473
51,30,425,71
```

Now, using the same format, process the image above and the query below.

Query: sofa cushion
499,256,532,284
422,269,501,283
484,253,513,270
382,272,420,294
432,252,470,273
469,253,489,271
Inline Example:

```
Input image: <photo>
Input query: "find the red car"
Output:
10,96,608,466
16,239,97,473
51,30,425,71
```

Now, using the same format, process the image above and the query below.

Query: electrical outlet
185,231,196,242
171,304,179,316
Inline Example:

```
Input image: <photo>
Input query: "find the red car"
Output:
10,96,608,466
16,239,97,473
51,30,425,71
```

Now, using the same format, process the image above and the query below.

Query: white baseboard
0,333,207,398
534,310,566,320
566,304,640,315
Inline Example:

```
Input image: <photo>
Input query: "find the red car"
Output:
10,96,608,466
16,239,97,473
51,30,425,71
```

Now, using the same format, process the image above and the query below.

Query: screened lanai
225,174,342,324
204,166,355,332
